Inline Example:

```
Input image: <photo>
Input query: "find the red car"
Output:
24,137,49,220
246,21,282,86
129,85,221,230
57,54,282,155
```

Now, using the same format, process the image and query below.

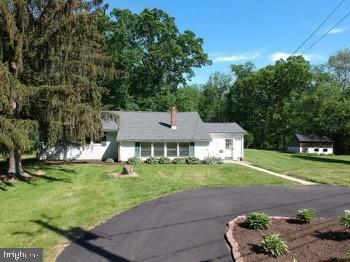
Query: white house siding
287,146,333,155
118,141,135,161
208,133,244,160
194,141,210,160
38,132,118,160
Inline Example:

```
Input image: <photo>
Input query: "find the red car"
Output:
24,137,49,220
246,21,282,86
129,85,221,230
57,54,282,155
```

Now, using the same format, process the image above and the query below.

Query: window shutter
135,142,141,157
189,142,195,156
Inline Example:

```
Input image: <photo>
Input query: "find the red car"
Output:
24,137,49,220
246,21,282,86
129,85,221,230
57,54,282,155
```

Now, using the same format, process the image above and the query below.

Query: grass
246,149,350,186
0,160,293,261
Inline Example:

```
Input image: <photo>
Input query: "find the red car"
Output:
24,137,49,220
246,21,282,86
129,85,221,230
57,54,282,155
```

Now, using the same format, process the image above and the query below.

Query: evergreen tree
0,0,110,177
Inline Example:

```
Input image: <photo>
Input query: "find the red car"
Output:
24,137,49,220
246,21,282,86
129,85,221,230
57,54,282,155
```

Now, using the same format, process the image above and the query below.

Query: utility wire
302,11,350,54
290,0,346,56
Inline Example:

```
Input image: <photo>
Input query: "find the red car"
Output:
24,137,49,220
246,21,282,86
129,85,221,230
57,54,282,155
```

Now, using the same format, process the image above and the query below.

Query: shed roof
295,134,333,143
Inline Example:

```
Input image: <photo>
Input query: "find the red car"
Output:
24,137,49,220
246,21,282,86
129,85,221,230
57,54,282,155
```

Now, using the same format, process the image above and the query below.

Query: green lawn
246,149,350,186
0,160,293,261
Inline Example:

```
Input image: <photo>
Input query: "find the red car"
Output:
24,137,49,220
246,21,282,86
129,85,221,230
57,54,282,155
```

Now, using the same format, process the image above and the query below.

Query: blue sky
106,0,350,84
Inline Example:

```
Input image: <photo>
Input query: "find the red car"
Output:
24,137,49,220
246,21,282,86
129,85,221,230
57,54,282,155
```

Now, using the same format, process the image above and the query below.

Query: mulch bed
228,217,350,262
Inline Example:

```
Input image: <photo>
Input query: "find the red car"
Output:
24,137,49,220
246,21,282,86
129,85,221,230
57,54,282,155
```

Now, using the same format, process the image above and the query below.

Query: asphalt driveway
57,186,350,262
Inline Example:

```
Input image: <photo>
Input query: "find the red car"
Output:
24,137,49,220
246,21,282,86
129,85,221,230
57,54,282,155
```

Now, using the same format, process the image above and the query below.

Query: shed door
225,139,233,159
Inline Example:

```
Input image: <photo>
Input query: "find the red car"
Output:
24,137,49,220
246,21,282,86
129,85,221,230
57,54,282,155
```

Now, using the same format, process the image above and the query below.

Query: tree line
1,1,349,178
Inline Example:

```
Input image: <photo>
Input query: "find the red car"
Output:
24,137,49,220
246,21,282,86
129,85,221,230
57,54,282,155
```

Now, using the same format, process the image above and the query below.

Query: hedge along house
287,134,334,155
38,107,246,161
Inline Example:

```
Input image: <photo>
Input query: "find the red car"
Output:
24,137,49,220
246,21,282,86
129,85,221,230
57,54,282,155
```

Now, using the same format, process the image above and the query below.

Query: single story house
287,134,334,155
38,107,246,161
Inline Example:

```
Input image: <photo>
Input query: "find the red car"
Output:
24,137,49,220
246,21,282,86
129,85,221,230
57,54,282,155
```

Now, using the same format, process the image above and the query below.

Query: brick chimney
171,106,177,129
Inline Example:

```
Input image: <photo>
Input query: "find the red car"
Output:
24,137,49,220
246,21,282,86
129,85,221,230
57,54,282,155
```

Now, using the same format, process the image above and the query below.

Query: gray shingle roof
114,111,212,141
204,123,246,133
295,134,333,143
102,111,246,141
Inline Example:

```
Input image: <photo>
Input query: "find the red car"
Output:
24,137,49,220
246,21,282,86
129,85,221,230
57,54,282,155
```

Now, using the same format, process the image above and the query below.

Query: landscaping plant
340,210,350,228
126,157,142,165
185,156,201,164
105,158,114,164
260,234,288,257
158,157,172,164
202,156,223,165
296,209,317,224
246,212,272,230
145,157,160,164
172,158,187,164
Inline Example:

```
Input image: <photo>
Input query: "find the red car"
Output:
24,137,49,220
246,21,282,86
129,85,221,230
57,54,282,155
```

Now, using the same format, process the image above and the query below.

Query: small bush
158,157,172,164
340,210,350,228
202,156,223,165
126,157,141,165
145,157,159,164
185,156,201,164
172,157,186,164
296,209,317,224
260,234,288,257
246,212,271,230
105,158,114,164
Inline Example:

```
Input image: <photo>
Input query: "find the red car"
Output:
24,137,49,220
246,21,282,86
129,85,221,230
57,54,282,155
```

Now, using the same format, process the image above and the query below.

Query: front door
225,139,233,160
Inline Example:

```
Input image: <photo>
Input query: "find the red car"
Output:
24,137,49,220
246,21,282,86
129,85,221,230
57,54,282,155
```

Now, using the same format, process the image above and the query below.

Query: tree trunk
7,150,16,178
15,149,23,175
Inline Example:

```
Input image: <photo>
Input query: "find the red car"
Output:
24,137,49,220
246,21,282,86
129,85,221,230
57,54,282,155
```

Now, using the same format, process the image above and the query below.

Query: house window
167,142,177,157
225,139,232,149
323,148,327,152
314,148,319,152
154,142,164,157
179,142,189,157
141,142,151,157
135,142,141,157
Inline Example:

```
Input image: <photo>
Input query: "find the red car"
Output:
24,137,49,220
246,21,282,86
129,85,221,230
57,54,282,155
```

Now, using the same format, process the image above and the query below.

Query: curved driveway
58,186,350,262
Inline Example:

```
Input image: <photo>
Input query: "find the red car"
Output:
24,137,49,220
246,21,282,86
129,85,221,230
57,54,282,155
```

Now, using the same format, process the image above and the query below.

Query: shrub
296,209,317,224
246,212,271,230
158,157,172,164
145,157,159,164
172,157,186,164
202,156,223,165
260,234,288,257
340,210,350,228
105,158,114,164
126,157,141,165
185,156,201,164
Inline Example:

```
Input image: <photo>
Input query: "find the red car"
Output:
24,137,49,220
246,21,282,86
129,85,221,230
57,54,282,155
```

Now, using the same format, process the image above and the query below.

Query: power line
290,0,346,56
302,11,350,54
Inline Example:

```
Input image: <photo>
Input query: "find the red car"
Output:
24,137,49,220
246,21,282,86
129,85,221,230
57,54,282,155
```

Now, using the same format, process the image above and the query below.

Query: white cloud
211,52,261,63
270,52,325,62
328,27,346,34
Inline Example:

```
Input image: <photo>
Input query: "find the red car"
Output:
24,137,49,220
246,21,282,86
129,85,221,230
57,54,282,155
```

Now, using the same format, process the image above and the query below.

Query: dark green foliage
101,8,210,110
158,157,172,164
260,234,288,257
185,156,201,164
340,210,350,228
296,209,317,224
246,212,272,230
126,157,141,165
0,0,110,176
172,158,186,164
145,157,160,164
244,133,254,148
202,156,223,165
